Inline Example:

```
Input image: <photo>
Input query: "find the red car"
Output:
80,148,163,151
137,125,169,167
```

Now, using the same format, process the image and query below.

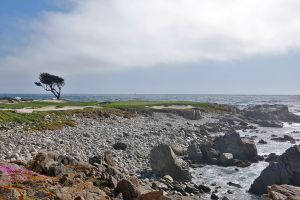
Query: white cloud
1,0,300,74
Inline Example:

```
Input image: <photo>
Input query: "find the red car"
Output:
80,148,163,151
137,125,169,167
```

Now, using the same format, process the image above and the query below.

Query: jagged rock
227,182,242,188
213,130,258,161
271,135,296,143
114,177,171,200
262,185,300,200
114,179,140,200
150,144,191,182
28,151,95,177
185,185,199,194
219,153,234,165
171,144,185,156
265,153,280,163
196,184,211,193
201,144,219,161
211,193,219,200
0,188,22,200
187,142,203,162
138,190,171,200
249,145,300,195
162,175,174,183
242,104,300,126
187,131,258,166
55,181,109,200
254,120,283,128
258,139,268,144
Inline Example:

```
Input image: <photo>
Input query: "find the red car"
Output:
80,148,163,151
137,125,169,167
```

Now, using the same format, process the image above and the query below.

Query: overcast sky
0,0,300,94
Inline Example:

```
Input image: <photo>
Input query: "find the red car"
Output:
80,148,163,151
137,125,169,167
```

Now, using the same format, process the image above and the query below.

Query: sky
0,0,300,94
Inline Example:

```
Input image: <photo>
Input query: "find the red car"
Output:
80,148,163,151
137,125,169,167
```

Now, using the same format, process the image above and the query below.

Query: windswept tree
34,73,65,99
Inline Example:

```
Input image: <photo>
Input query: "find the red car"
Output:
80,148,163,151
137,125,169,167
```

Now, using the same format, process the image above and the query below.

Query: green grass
100,100,228,111
0,100,228,131
0,107,130,131
0,110,76,131
0,101,100,109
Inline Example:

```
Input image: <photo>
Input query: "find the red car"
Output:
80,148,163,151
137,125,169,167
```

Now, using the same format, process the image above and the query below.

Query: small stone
113,142,127,150
211,193,219,200
227,182,242,188
196,184,211,193
258,139,267,144
162,175,173,183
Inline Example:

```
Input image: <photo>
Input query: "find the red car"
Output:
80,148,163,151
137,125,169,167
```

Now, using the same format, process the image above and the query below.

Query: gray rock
28,151,94,177
242,104,300,124
265,153,279,163
196,184,211,193
171,144,185,156
249,145,300,195
219,153,233,164
261,184,300,200
254,120,283,128
213,130,258,161
187,142,203,162
150,144,191,182
258,139,267,144
271,135,296,143
113,142,127,150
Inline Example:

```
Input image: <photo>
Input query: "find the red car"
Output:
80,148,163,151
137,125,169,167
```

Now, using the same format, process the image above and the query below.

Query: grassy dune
0,100,228,131
100,100,227,110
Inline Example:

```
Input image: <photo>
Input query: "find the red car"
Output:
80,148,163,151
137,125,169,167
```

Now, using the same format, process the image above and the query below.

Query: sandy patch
0,106,100,113
33,99,67,103
150,105,195,110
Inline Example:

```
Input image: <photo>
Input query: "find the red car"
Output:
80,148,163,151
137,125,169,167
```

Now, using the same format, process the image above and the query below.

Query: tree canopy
34,73,65,99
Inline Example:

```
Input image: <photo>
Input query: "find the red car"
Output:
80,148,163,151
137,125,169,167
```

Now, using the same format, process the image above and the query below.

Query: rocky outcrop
27,151,95,177
241,104,300,127
271,135,296,143
0,161,111,200
187,142,203,162
262,185,300,200
213,130,258,161
187,131,258,166
114,177,172,200
55,181,110,200
249,145,300,195
150,144,191,182
265,153,280,163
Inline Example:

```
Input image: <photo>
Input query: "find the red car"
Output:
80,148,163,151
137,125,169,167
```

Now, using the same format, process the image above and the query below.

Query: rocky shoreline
1,104,300,199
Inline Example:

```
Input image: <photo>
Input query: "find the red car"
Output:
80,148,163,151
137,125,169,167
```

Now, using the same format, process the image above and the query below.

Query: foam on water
191,122,300,200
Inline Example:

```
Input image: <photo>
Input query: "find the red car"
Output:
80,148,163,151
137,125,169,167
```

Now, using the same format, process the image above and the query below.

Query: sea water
191,122,300,200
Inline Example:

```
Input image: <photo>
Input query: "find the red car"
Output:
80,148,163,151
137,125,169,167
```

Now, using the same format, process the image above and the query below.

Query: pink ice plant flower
0,163,34,184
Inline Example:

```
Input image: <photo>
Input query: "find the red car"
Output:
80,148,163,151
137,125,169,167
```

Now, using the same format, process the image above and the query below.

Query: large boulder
262,185,300,200
150,144,191,182
27,151,95,177
186,131,258,166
213,130,258,161
114,177,171,200
249,145,300,195
242,104,300,126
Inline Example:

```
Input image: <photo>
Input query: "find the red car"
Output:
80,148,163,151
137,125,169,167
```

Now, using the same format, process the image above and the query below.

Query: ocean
1,94,300,112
